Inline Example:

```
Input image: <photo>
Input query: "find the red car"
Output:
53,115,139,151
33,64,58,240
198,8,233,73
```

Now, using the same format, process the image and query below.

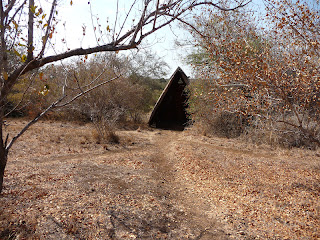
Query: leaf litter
0,119,319,239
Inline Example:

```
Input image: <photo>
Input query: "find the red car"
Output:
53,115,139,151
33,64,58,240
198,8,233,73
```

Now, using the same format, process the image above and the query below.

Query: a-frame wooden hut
148,67,189,130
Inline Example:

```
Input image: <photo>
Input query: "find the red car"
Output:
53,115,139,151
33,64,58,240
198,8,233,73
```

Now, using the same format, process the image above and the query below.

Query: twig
38,0,57,58
6,97,64,151
130,1,150,45
56,74,122,108
4,71,38,117
116,0,137,44
113,0,119,43
89,1,99,45
153,0,160,29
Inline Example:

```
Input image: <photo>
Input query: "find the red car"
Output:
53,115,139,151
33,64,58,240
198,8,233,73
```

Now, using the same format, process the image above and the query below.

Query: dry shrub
209,112,247,138
186,2,320,150
191,109,320,149
244,116,320,149
92,128,120,144
278,128,317,149
51,109,90,123
191,110,320,149
92,117,120,144
189,111,249,139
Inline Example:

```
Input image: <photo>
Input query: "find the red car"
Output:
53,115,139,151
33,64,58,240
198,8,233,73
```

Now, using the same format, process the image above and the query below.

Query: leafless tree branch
130,1,150,45
4,0,17,17
38,0,57,58
116,0,137,43
89,2,100,45
153,0,160,29
6,0,26,27
27,0,35,62
0,1,7,76
4,72,37,117
56,74,122,108
6,97,64,151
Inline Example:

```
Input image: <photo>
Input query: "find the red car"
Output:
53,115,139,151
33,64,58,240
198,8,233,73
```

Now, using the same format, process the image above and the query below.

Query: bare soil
0,119,319,239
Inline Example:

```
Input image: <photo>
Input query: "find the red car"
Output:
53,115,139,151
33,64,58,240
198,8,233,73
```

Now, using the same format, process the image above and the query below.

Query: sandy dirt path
1,125,230,239
145,130,229,239
1,120,319,239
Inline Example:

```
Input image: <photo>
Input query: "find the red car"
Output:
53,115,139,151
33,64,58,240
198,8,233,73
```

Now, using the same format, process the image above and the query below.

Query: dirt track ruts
2,121,319,239
1,128,230,239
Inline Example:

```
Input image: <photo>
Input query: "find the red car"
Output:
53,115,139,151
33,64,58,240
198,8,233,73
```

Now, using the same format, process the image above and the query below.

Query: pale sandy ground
0,119,319,239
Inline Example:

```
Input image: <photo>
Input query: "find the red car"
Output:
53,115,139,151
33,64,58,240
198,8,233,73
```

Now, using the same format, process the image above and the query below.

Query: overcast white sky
49,0,193,77
45,0,267,77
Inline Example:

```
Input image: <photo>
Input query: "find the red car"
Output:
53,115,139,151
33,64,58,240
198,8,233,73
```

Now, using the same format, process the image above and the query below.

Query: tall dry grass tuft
91,117,120,144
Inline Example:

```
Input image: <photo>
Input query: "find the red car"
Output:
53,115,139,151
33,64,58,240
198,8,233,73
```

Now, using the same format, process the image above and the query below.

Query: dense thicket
186,0,320,148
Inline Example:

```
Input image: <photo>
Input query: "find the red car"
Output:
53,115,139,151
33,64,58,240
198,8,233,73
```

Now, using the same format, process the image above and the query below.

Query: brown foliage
187,1,320,147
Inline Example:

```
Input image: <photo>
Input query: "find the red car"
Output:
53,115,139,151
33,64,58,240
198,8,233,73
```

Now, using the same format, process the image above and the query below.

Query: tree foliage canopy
187,0,320,147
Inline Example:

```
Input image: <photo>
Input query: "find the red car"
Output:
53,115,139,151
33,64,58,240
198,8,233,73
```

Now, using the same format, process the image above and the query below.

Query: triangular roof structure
148,67,189,130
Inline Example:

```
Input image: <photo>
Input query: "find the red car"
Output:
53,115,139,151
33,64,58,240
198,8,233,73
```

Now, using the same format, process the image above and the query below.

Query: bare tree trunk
0,116,7,193
0,1,7,194
0,147,7,194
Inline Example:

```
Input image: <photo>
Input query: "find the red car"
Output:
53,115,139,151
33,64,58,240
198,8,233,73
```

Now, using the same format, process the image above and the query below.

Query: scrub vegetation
1,0,319,239
186,0,320,149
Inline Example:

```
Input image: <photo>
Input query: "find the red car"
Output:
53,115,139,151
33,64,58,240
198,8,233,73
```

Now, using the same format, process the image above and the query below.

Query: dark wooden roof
148,67,189,129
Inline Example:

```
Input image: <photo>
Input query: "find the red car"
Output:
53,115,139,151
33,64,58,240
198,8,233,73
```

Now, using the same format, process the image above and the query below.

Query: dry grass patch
173,132,320,239
0,119,319,239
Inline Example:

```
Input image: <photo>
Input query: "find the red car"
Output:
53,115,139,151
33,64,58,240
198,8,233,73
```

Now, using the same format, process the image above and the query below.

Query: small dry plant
91,115,120,144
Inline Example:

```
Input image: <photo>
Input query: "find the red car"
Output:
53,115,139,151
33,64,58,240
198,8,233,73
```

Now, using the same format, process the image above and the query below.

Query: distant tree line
7,51,168,126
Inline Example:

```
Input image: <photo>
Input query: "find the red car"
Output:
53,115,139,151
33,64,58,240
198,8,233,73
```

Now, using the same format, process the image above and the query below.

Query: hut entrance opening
148,68,189,131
